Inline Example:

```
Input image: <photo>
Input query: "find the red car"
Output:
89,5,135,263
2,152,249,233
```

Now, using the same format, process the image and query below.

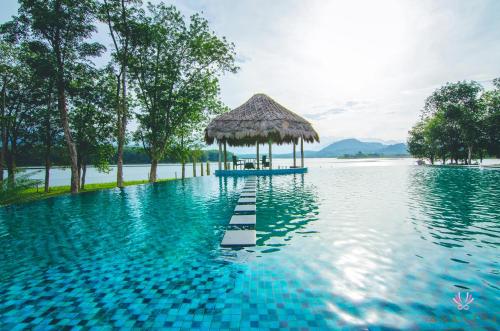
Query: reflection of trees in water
256,174,319,246
407,166,500,247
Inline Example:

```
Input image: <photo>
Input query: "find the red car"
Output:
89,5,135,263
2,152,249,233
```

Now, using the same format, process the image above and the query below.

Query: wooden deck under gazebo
205,93,319,176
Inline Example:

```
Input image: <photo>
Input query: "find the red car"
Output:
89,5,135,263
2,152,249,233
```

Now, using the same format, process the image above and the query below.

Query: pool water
0,160,499,330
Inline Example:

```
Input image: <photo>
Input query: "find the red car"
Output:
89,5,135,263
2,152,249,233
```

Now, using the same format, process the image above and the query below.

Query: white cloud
172,0,500,142
3,0,499,145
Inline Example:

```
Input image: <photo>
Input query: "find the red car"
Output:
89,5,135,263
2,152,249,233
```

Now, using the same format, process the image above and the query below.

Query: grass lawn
1,178,175,206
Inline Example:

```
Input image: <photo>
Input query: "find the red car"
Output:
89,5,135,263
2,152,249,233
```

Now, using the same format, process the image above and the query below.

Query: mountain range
311,138,408,157
239,138,409,158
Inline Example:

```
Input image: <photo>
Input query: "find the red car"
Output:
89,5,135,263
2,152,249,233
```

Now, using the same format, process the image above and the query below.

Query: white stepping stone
240,193,256,198
221,230,256,247
238,197,256,204
234,204,256,213
229,214,256,225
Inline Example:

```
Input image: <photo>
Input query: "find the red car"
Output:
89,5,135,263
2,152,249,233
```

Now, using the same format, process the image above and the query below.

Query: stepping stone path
221,177,257,247
221,230,256,247
229,214,256,226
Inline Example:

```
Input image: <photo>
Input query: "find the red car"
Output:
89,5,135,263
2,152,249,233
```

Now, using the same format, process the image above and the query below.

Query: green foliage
0,1,238,190
0,177,175,206
0,171,42,205
481,82,500,157
69,65,116,173
407,121,428,160
128,3,237,176
408,80,499,163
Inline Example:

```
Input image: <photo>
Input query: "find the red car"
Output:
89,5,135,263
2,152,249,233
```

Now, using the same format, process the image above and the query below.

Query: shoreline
1,178,177,207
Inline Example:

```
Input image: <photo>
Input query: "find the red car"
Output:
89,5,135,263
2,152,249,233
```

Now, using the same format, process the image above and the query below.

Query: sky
2,0,500,152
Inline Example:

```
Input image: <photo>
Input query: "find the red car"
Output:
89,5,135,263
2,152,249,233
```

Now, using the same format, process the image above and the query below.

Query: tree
168,126,195,180
408,80,499,163
481,78,500,157
69,66,116,189
0,43,40,185
424,81,483,164
0,41,20,183
99,0,141,188
408,121,430,162
12,0,104,193
423,112,449,164
129,4,237,182
23,40,62,192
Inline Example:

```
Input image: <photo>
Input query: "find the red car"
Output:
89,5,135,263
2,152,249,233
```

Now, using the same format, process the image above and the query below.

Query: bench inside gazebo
205,94,319,176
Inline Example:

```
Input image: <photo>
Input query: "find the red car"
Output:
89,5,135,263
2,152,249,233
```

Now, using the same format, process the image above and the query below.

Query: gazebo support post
218,142,222,170
300,137,304,168
293,141,296,168
269,139,273,169
223,141,227,170
256,143,260,170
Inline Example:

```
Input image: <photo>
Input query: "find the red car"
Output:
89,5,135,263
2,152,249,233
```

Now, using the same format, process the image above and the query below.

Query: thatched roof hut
205,93,319,146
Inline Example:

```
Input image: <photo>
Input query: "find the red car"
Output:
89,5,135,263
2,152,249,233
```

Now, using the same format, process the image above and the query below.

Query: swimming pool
0,160,498,330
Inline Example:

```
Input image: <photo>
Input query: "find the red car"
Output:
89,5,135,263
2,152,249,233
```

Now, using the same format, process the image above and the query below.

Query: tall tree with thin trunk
12,0,104,193
129,4,237,182
0,42,19,183
23,40,62,192
69,65,116,189
99,0,141,188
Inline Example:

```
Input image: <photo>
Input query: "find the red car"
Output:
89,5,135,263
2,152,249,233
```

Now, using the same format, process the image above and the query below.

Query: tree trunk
44,148,51,193
116,120,125,186
0,79,6,183
7,138,15,186
81,163,87,190
200,161,204,176
467,146,472,165
193,159,197,177
44,90,52,193
181,161,185,179
57,78,79,193
116,68,127,188
149,158,158,182
206,160,210,175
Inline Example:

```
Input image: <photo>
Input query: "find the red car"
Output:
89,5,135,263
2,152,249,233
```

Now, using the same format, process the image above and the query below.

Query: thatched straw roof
205,93,320,146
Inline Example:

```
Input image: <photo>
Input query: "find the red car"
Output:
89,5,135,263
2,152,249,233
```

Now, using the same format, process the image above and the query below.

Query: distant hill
314,139,408,157
376,143,408,156
245,138,408,158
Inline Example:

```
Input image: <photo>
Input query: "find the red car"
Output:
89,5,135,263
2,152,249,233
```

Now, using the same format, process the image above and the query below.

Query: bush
0,171,43,205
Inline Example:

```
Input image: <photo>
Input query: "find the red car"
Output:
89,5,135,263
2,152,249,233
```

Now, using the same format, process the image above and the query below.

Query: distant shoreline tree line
0,0,237,193
12,146,232,167
407,79,500,165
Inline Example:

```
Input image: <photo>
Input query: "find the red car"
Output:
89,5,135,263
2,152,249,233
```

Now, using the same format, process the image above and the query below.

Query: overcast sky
2,0,500,151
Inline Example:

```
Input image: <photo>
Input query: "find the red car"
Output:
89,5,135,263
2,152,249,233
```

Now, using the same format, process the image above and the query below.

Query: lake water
0,159,499,329
7,157,500,187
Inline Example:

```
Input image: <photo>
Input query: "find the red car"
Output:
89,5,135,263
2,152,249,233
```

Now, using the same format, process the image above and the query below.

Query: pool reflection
255,174,319,249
